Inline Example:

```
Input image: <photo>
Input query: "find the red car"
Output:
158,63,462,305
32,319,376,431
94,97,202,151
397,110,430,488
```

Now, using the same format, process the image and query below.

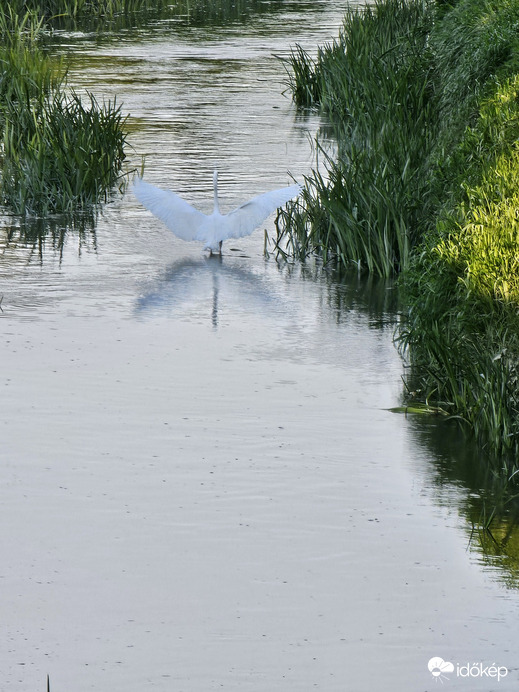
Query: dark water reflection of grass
338,270,519,591
1,212,98,265
409,417,519,589
270,262,401,326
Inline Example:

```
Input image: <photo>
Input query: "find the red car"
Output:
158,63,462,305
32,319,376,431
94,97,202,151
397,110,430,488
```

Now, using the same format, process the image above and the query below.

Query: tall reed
277,0,434,276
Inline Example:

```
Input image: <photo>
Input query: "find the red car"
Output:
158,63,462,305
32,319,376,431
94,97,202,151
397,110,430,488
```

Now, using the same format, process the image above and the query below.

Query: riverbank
279,0,519,494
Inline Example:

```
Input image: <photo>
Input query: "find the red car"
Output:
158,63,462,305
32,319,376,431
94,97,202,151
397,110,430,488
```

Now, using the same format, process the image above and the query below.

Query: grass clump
0,8,127,215
1,92,126,214
277,0,435,276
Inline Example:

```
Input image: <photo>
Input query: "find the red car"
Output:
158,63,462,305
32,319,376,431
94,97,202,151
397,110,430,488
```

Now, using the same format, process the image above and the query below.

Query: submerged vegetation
280,0,519,499
0,7,127,215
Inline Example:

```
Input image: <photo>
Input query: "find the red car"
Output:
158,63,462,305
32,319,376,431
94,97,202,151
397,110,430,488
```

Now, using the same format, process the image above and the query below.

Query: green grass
0,8,128,215
1,92,126,214
399,10,519,474
399,110,519,470
277,0,434,277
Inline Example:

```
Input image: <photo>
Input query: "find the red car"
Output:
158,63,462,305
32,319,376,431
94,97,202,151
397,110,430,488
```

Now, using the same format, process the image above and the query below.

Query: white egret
132,171,301,255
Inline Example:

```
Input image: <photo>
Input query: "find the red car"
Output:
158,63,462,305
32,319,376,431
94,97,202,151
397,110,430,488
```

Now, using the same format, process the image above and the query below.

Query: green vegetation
2,0,286,31
400,0,519,489
4,0,162,20
279,0,519,495
277,0,434,275
0,8,127,215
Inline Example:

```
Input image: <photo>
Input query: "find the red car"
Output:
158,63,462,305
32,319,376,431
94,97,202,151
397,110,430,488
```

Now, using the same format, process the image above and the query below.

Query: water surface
1,2,518,690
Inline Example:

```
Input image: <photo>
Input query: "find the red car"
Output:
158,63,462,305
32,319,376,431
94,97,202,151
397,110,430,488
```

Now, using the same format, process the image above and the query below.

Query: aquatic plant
0,9,127,215
1,91,126,214
277,0,434,276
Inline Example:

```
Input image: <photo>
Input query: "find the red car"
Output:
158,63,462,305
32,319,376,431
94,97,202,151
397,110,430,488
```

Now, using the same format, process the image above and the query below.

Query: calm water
1,2,518,691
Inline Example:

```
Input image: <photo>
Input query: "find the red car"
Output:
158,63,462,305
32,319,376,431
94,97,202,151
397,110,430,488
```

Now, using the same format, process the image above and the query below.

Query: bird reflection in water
134,255,286,329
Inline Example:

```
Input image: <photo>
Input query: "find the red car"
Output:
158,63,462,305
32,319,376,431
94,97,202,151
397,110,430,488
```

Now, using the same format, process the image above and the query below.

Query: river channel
1,1,518,690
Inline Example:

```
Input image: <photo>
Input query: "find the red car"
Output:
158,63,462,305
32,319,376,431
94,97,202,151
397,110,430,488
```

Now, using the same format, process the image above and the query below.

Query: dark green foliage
278,0,435,276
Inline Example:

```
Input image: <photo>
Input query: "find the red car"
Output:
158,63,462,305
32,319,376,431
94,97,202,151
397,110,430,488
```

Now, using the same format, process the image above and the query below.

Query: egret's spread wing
225,184,301,239
132,178,206,241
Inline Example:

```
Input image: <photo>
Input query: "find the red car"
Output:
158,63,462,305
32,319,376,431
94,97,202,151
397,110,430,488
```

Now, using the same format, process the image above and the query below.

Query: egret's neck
213,170,220,213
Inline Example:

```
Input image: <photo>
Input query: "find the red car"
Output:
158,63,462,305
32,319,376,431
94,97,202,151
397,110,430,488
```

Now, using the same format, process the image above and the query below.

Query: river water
1,2,518,690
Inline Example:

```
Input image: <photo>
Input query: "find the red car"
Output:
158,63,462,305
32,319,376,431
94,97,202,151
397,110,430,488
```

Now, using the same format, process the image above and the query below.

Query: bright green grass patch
436,193,519,303
430,77,519,304
400,67,519,472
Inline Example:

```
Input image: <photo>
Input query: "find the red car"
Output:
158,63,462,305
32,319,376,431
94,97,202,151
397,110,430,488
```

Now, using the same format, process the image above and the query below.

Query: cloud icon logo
428,657,455,680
